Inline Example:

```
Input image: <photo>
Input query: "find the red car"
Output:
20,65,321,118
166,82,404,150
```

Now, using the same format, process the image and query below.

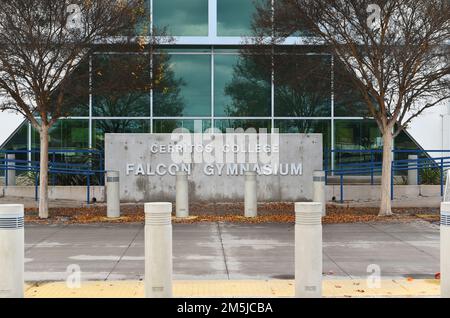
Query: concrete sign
105,133,322,202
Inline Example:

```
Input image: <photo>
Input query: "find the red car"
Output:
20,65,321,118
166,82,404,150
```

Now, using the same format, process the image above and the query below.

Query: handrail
325,149,450,203
1,149,105,204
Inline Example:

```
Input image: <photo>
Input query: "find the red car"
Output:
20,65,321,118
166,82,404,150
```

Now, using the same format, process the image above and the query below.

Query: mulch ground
24,202,440,225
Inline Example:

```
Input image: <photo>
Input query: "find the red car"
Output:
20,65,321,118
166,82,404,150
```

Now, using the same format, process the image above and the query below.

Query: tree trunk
379,129,394,216
39,125,49,219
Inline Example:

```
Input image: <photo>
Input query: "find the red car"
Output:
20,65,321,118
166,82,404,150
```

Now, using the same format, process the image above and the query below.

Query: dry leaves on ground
24,204,439,225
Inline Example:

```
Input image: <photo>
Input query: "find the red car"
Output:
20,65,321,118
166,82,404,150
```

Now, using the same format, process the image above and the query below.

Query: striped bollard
313,171,326,216
145,202,173,298
6,154,16,186
245,171,257,218
295,202,323,298
441,202,450,298
106,171,120,218
176,171,189,218
0,204,24,298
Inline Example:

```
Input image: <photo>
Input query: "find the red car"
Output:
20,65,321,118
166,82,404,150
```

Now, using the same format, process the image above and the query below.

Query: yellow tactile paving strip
24,279,441,298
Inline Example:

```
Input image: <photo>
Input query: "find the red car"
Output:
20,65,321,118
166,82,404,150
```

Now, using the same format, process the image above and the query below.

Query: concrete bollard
106,171,120,218
6,154,16,186
0,204,24,298
145,202,173,298
295,202,323,298
441,202,450,298
176,171,189,218
313,171,326,216
408,155,419,185
245,171,257,218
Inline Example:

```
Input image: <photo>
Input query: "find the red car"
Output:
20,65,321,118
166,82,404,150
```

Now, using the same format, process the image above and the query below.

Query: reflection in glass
52,58,90,117
93,54,150,117
153,0,208,36
335,120,382,169
217,0,255,36
154,54,211,117
334,60,372,117
275,54,331,117
2,122,28,151
394,130,423,164
215,54,271,117
1,122,29,178
153,120,211,133
92,119,150,149
32,120,89,150
152,54,186,117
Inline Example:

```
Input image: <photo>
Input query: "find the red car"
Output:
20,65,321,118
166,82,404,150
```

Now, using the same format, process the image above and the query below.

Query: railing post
35,172,38,202
391,162,394,201
295,202,323,298
0,204,24,298
87,174,91,205
370,152,374,185
145,202,173,298
441,158,445,197
52,152,56,186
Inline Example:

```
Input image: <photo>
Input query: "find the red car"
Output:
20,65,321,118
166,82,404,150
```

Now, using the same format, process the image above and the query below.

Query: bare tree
0,0,168,218
252,0,450,216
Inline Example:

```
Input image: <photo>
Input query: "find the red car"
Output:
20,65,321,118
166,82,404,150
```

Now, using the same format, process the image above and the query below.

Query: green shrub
420,167,441,185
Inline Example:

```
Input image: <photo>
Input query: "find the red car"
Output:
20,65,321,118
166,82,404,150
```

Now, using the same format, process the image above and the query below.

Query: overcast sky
0,111,24,146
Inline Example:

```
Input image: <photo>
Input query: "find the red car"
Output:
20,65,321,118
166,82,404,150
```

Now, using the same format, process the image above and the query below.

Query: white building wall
407,102,450,158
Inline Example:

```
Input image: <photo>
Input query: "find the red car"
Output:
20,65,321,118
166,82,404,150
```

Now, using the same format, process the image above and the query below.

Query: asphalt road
24,221,440,282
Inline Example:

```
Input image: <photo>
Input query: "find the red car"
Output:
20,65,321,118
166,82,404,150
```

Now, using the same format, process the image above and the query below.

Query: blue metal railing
0,149,105,204
325,149,450,203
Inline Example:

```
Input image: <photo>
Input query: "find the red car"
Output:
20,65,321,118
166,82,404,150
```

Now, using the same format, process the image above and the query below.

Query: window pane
154,54,211,117
153,120,211,133
214,119,271,132
217,0,255,36
215,54,271,117
32,120,89,149
334,120,382,169
275,54,331,117
56,59,90,117
394,130,424,164
93,54,150,117
334,60,372,117
153,0,208,36
92,119,150,149
2,122,28,151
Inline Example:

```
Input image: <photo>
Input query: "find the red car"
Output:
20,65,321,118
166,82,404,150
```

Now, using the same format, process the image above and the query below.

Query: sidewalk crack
216,222,230,280
105,226,142,281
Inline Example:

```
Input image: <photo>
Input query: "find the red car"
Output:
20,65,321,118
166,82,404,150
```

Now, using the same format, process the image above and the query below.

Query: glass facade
153,0,208,36
93,54,151,117
1,0,423,172
217,0,255,36
214,54,271,117
154,54,211,117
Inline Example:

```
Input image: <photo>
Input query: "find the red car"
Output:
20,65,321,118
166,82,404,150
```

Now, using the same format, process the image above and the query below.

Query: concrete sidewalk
24,221,440,282
24,279,441,298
